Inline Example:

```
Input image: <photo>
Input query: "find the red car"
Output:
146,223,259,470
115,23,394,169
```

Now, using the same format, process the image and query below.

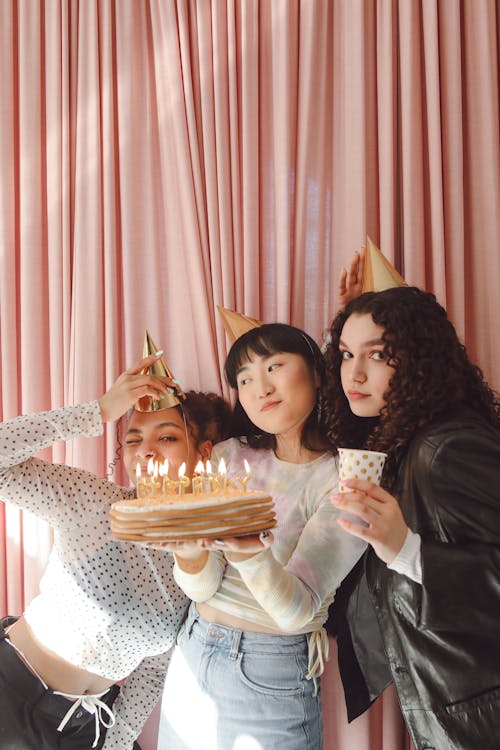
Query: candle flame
206,459,212,474
159,459,169,477
136,463,141,479
194,460,204,474
244,459,250,475
218,457,227,475
178,462,186,479
147,457,155,475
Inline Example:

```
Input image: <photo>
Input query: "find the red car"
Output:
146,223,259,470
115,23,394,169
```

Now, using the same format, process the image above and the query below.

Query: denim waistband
187,603,308,656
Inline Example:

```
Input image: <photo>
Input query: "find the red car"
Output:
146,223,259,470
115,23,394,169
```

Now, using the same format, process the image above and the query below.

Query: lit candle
192,460,205,495
218,458,228,490
236,459,251,491
136,463,147,498
176,463,190,496
159,459,175,495
205,459,216,492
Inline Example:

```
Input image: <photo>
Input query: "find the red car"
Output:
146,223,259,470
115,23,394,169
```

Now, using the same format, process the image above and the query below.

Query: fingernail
214,539,225,546
156,349,164,356
172,378,181,384
167,387,176,394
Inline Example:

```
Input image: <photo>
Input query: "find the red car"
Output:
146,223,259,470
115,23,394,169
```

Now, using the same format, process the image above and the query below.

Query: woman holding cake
0,351,230,750
322,287,500,749
158,323,366,750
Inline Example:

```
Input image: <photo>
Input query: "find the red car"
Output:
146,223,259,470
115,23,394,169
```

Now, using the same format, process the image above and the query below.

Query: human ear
198,440,213,461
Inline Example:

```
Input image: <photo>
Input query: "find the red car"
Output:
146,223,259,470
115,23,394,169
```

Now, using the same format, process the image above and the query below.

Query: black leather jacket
329,410,500,750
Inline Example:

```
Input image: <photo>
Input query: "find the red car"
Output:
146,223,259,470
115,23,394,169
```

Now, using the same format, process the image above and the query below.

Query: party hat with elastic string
135,330,186,412
217,306,262,345
361,236,407,292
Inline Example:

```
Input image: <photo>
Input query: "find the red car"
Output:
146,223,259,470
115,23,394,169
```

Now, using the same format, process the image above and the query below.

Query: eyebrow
236,353,278,376
339,338,384,348
126,422,183,435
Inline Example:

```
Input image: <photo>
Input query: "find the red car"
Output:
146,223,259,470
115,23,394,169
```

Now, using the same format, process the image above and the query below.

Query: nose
135,444,156,460
351,362,367,384
257,373,274,398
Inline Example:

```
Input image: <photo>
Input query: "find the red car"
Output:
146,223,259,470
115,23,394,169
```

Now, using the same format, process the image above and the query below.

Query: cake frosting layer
110,489,276,541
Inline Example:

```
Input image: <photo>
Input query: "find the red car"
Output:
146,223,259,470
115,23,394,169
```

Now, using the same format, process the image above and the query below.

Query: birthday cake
110,489,276,542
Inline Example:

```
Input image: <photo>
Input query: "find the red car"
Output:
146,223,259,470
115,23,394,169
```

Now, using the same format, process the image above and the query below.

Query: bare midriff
196,601,291,635
6,616,116,695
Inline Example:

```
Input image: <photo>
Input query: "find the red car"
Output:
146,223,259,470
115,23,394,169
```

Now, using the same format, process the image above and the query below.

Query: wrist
174,549,209,573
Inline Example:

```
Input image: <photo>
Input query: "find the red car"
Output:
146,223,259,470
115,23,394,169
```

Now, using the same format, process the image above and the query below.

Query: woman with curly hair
322,286,500,750
0,352,231,750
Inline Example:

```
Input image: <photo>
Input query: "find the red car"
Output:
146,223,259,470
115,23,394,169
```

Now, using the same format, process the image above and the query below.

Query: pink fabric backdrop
1,1,499,748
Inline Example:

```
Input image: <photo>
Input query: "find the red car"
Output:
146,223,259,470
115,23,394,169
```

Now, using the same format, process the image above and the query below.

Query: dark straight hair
224,323,330,452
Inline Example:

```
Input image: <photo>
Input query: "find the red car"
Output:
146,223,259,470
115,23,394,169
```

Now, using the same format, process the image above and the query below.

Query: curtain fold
1,1,499,747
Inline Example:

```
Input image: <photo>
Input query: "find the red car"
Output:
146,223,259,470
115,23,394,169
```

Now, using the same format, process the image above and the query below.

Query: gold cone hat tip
217,306,262,344
362,236,407,292
135,330,186,412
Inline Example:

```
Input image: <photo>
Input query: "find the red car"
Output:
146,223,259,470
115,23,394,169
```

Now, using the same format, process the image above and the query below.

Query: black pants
0,616,140,750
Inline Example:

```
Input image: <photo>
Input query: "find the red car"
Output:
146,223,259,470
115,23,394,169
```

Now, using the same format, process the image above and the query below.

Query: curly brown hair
323,287,500,485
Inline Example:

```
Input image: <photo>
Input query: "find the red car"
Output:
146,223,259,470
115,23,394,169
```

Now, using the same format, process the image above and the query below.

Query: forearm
0,401,103,469
102,652,172,750
173,551,226,601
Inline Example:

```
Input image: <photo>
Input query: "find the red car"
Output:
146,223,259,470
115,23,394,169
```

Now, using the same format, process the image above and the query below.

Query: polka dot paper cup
338,448,387,492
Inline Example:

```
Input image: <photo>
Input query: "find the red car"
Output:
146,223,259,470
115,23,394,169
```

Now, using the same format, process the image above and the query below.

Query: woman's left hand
332,479,408,564
200,530,274,561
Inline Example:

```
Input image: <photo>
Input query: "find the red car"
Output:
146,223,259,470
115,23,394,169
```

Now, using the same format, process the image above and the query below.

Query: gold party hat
135,331,186,412
217,306,262,344
362,236,407,292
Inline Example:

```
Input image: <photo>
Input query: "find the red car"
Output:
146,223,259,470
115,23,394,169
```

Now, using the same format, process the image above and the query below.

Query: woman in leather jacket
322,286,500,750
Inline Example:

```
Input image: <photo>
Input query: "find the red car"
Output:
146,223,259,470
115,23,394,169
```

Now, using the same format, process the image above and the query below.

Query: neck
274,432,323,464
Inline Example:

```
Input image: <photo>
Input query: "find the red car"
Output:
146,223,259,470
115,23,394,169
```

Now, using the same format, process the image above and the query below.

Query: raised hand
98,353,173,423
338,245,366,310
331,478,408,564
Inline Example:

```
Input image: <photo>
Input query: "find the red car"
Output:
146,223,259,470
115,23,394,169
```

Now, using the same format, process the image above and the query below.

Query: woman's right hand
338,246,366,309
98,353,173,423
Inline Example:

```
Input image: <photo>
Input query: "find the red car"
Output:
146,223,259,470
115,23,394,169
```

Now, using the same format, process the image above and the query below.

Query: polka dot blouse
0,401,189,747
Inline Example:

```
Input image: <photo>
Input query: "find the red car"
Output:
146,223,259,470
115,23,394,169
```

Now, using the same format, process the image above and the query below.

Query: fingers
337,266,348,295
357,245,366,279
125,352,166,376
346,250,360,287
337,478,390,501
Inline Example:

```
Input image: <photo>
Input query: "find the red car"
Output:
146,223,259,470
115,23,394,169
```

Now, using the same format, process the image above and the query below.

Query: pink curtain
1,1,499,747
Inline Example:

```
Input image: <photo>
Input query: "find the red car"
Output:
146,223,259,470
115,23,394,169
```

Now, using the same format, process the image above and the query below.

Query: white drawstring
5,635,115,748
55,691,116,748
306,627,330,695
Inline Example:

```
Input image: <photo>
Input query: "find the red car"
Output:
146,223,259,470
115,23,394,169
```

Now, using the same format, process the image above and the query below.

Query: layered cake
110,489,276,542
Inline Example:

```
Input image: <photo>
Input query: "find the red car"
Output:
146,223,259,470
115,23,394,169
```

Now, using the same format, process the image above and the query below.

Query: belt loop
229,629,242,660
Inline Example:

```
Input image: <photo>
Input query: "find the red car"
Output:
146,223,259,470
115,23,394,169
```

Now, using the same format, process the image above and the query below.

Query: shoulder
402,410,500,534
410,409,500,470
211,437,268,465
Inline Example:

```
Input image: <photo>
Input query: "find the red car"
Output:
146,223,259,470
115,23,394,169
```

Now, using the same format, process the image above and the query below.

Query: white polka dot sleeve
102,650,173,750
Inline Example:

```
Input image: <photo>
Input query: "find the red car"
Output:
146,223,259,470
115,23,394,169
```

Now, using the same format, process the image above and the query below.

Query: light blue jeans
158,602,323,750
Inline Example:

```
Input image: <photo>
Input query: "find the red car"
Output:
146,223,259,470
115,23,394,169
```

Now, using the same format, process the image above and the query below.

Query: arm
0,353,171,524
227,494,366,631
172,550,226,601
417,425,500,632
102,650,172,750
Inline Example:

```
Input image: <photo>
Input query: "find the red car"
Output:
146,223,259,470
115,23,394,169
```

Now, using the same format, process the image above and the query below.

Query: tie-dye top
173,437,367,635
